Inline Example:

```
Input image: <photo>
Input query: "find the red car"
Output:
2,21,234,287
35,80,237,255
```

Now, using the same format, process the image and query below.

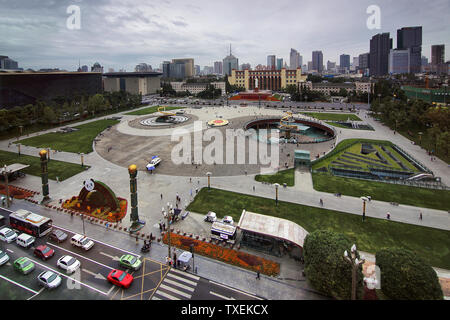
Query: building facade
170,81,225,96
290,49,300,70
276,58,283,70
389,49,411,74
312,51,324,73
228,68,307,91
103,72,162,95
0,56,19,70
340,54,351,70
267,55,276,70
397,26,422,74
370,33,392,76
299,81,373,96
214,61,223,75
223,53,239,76
431,44,446,74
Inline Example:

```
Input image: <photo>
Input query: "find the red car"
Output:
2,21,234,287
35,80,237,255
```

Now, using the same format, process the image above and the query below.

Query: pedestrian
159,222,162,231
319,198,323,206
386,212,391,220
105,222,109,229
253,186,255,192
196,187,198,194
189,177,192,183
160,193,163,200
71,211,74,218
256,269,260,280
56,176,59,183
419,212,422,221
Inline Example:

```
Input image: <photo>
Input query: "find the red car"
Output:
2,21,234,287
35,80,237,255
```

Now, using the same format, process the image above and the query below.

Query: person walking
419,211,423,221
253,186,255,192
160,193,163,200
256,269,260,280
386,212,391,220
319,198,323,206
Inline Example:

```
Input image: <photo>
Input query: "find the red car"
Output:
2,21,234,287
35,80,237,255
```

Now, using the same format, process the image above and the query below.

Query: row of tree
0,91,142,134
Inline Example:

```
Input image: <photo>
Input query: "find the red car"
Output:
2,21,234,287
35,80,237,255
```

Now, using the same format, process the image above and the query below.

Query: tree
376,248,443,300
42,106,57,124
303,230,364,299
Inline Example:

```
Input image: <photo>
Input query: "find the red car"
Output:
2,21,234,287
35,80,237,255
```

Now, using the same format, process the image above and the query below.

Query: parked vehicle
16,233,35,248
222,216,234,225
107,269,133,288
37,271,62,289
33,245,55,260
57,255,80,274
0,250,9,266
49,229,68,243
204,211,217,223
13,257,35,275
71,234,94,251
176,251,192,271
0,227,18,243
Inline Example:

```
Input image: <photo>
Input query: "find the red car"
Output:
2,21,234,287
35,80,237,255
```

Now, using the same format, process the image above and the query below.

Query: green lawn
312,173,450,211
16,119,119,154
187,188,450,269
0,150,88,181
302,112,362,121
124,106,180,116
254,168,295,186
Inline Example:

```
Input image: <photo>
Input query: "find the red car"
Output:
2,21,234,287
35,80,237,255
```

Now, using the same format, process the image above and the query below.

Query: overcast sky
1,0,449,71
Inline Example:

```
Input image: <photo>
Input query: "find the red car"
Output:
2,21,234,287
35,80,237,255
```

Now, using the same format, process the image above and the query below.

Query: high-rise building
307,61,313,72
353,57,359,68
397,26,422,73
327,61,336,71
223,45,239,76
0,55,19,70
162,61,171,78
431,44,446,74
370,33,392,76
298,55,303,69
171,58,195,78
267,55,276,70
195,65,201,76
389,49,411,74
359,53,370,71
340,54,351,71
214,61,223,75
276,58,283,70
290,49,300,70
312,51,323,73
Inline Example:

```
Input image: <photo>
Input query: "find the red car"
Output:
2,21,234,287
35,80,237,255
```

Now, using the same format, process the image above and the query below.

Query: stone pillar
128,164,139,223
39,149,50,202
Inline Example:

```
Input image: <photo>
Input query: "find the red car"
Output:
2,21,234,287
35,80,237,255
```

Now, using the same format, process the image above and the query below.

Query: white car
57,255,80,274
37,271,62,289
0,250,9,266
222,216,234,225
71,234,94,251
16,233,35,248
0,227,18,243
149,157,162,167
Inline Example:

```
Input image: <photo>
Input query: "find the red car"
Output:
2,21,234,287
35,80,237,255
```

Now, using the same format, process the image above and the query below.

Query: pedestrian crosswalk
151,268,200,300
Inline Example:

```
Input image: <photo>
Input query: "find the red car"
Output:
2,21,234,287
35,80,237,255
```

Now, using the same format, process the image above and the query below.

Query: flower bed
163,233,280,276
61,196,127,222
0,184,34,199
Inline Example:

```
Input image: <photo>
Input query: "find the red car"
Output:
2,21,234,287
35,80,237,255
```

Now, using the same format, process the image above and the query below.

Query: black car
49,229,68,243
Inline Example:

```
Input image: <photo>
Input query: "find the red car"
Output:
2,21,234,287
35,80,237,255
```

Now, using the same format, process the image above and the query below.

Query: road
0,207,264,301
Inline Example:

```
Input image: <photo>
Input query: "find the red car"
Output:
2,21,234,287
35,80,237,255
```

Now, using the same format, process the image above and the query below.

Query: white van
71,234,94,251
16,233,35,248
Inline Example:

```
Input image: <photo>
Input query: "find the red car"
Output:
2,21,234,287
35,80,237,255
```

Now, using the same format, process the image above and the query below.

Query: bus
9,209,53,237
211,221,237,244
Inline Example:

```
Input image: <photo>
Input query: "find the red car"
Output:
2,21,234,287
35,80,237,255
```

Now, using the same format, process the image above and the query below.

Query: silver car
37,271,62,289
0,250,9,266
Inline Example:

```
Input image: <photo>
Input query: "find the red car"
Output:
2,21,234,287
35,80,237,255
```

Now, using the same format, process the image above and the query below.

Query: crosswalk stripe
166,272,198,286
210,291,235,300
151,295,161,300
163,278,195,292
170,268,200,280
153,290,180,300
159,283,192,299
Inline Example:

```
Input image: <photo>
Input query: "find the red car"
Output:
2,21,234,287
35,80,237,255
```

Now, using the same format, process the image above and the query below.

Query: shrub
376,248,443,300
303,230,364,299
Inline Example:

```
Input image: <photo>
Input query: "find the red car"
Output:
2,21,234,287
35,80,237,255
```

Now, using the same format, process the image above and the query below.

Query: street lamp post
165,202,173,264
344,244,365,300
80,153,84,167
418,132,423,145
17,144,21,156
360,197,369,222
274,183,280,206
2,165,11,208
206,172,211,190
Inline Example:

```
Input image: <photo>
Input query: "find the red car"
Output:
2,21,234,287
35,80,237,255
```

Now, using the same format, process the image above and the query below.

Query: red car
107,269,133,288
33,245,55,260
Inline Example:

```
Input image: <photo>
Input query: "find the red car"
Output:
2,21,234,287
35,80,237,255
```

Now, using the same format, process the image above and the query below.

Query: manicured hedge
303,230,364,299
376,248,443,300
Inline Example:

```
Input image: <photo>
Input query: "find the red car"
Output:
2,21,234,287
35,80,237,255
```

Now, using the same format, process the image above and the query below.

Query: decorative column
128,164,145,232
39,149,50,203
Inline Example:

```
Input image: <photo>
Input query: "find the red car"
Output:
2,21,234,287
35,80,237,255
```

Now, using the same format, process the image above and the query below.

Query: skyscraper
276,58,283,70
298,55,303,68
290,49,300,70
223,45,239,76
312,51,323,73
327,61,336,71
431,44,445,74
214,61,223,75
389,49,411,74
340,54,351,70
397,26,422,73
267,55,276,70
370,33,392,76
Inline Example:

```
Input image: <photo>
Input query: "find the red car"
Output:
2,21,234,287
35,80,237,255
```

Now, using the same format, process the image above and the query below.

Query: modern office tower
370,33,393,76
171,58,195,77
353,57,359,68
389,49,411,74
298,55,303,69
290,48,300,69
307,61,313,71
0,55,19,70
162,61,171,78
214,61,223,75
397,26,422,73
432,44,445,65
340,54,351,70
312,51,323,73
223,45,239,76
276,58,283,70
327,61,336,71
267,55,276,70
358,53,370,72
195,65,201,76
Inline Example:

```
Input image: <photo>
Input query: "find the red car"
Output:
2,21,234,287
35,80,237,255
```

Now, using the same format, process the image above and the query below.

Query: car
13,257,35,275
0,250,9,266
107,269,134,289
71,234,94,251
0,227,18,243
204,211,217,223
222,216,234,225
33,245,55,260
16,233,35,248
37,271,62,289
49,229,68,243
57,255,80,274
119,254,142,271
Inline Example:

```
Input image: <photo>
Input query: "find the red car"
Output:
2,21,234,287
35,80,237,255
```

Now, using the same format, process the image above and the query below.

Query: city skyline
1,0,449,71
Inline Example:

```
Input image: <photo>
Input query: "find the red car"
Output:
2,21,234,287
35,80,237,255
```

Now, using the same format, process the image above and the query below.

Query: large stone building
103,72,162,95
228,68,307,91
170,81,226,96
299,81,373,96
0,71,102,109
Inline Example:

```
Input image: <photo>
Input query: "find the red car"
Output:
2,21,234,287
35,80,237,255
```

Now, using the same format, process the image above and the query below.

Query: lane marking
153,290,180,300
163,278,195,292
209,291,235,300
209,280,263,300
159,283,192,299
47,242,114,270
27,287,45,300
26,257,109,296
53,225,141,259
81,268,106,280
170,268,200,280
99,252,121,261
6,249,14,253
107,285,116,296
0,274,38,295
166,273,198,287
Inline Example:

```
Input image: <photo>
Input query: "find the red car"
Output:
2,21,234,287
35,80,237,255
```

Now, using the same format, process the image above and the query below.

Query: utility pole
2,165,11,208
